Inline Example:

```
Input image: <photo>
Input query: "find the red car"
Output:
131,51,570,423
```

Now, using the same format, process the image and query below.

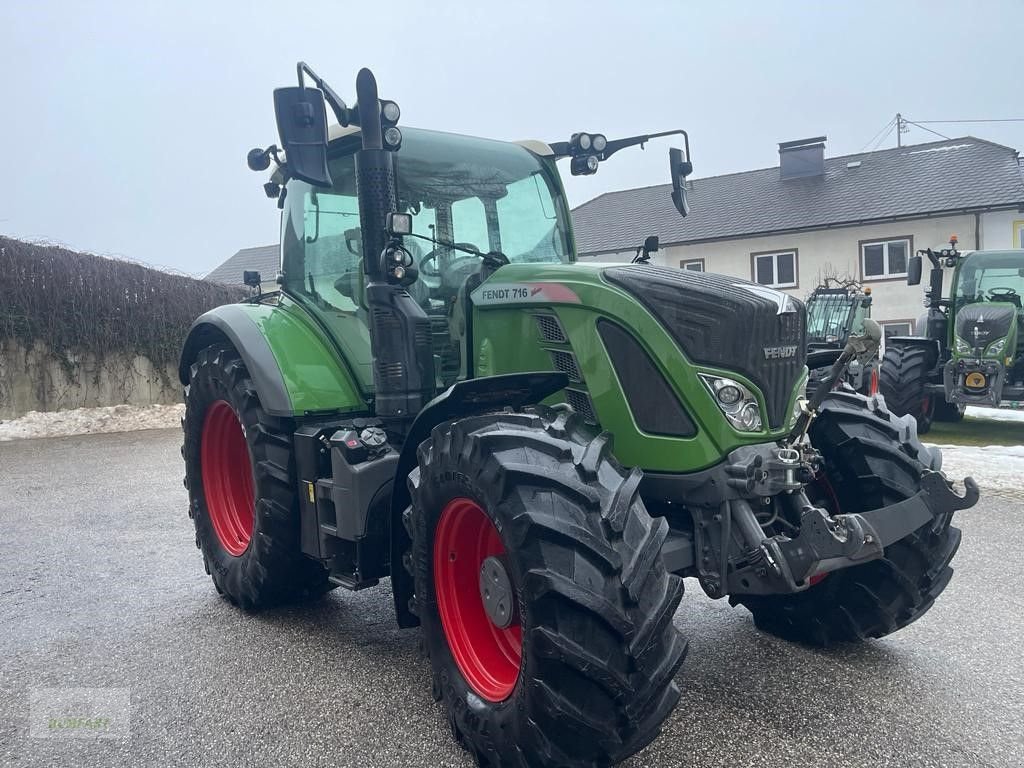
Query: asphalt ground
1,428,1021,767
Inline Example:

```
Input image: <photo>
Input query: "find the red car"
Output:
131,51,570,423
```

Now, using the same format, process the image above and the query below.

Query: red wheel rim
433,498,522,702
200,400,255,557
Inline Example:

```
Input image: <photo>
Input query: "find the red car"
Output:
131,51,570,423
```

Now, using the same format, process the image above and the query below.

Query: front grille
549,349,582,382
597,319,695,437
604,265,806,429
564,388,596,423
535,314,567,343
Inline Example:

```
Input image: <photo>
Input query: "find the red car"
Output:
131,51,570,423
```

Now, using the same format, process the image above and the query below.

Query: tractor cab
950,249,1023,375
279,126,574,390
805,285,871,349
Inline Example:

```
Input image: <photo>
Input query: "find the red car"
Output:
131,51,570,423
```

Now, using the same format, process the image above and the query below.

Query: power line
913,118,1024,124
860,116,896,153
871,122,897,151
902,119,951,141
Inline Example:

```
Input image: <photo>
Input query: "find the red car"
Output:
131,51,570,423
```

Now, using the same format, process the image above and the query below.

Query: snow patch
0,404,185,442
965,406,1024,423
906,143,972,155
928,443,1024,498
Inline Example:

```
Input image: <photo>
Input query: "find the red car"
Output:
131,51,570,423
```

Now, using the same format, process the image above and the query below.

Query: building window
880,320,914,341
680,258,705,272
751,250,798,288
1014,220,1024,248
861,238,911,281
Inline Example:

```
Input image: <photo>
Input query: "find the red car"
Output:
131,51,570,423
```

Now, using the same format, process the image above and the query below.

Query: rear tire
878,344,934,433
182,344,330,609
406,406,686,767
733,392,962,645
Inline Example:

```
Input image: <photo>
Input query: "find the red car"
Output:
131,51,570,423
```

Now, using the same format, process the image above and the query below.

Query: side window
281,153,362,313
301,191,362,311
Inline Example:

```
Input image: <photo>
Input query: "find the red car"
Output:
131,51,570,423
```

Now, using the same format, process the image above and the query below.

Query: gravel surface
1,429,1020,767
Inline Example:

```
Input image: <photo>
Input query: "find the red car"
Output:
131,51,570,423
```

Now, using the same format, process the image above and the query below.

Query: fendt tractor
179,64,978,767
880,236,1024,433
805,280,877,396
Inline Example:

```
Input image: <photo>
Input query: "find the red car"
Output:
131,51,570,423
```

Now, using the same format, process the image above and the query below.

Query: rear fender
390,371,568,628
179,305,293,416
179,302,364,417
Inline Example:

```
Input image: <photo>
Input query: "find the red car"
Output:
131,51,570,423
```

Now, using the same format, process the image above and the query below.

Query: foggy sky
1,1,1021,277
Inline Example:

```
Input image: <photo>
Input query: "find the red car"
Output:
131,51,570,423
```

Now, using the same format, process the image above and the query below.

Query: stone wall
0,340,181,419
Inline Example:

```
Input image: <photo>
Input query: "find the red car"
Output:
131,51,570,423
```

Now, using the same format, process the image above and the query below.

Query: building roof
571,136,1024,256
205,244,279,284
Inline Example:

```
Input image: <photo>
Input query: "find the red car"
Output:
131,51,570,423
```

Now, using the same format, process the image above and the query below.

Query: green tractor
879,237,1024,433
805,280,877,396
180,64,977,766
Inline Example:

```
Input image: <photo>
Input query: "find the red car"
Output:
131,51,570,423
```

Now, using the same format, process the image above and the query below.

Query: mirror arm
297,61,352,126
549,129,689,161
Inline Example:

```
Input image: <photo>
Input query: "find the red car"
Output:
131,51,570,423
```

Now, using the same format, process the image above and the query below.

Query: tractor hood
955,304,1016,352
602,265,806,428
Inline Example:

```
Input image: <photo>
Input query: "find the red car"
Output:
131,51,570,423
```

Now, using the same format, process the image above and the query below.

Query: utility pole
896,113,903,147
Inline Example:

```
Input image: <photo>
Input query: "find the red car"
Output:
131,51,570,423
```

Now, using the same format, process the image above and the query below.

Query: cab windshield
280,127,574,391
954,251,1024,310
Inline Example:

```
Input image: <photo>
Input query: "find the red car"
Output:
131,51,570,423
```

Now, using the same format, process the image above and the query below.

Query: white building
572,136,1024,338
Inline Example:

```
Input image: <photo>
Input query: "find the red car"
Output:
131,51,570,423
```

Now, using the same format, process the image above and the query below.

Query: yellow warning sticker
307,481,315,503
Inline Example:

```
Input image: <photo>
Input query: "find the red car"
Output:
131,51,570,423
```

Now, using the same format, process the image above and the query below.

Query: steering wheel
419,244,481,277
418,245,484,297
987,287,1020,301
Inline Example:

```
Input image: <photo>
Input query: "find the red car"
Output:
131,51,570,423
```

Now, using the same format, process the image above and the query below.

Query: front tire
182,344,330,609
406,406,687,767
878,344,934,433
733,392,962,645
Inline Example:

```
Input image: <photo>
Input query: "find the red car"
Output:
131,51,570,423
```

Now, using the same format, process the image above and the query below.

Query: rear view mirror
273,87,332,187
907,254,923,286
644,235,660,254
669,147,692,217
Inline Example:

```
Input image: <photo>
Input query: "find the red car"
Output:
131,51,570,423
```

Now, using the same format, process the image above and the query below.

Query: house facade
572,136,1024,338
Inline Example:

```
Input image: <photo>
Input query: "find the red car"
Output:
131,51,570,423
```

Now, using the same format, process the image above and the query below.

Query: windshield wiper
403,231,509,268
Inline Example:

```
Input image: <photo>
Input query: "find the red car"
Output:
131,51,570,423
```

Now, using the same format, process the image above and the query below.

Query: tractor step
328,573,380,591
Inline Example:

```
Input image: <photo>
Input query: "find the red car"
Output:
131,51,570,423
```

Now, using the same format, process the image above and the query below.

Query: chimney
779,136,826,180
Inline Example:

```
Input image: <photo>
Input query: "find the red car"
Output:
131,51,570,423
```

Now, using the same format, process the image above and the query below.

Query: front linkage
659,320,978,602
661,439,978,600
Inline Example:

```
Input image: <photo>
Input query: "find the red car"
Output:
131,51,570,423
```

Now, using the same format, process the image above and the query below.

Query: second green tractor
179,64,978,766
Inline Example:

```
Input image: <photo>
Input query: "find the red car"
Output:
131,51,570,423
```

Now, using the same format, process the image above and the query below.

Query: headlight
699,374,763,432
985,338,1007,358
577,133,592,151
592,133,607,152
790,378,808,428
955,337,972,355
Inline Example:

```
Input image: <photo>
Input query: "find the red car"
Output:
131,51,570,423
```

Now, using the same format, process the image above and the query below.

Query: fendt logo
763,345,799,360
